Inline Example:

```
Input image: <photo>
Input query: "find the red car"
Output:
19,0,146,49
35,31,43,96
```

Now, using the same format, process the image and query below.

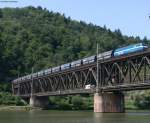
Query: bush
58,100,72,110
130,91,150,109
48,95,93,110
72,95,84,110
0,83,11,92
0,92,26,106
49,96,72,110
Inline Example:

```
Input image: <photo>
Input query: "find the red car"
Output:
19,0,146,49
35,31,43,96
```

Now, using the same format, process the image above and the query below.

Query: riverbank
0,105,138,111
0,106,42,111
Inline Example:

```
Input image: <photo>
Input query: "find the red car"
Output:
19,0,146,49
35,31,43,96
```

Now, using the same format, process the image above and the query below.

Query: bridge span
12,49,150,112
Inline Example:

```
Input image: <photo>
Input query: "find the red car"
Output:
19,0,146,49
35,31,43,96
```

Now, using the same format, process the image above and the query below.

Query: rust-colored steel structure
12,49,150,97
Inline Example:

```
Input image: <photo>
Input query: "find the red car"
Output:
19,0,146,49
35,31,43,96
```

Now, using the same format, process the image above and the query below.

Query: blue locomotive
13,43,148,82
113,43,148,57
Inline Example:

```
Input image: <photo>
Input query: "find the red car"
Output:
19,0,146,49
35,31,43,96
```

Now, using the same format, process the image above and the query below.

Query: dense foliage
0,82,11,92
127,91,150,109
49,95,93,110
0,6,150,108
0,92,26,106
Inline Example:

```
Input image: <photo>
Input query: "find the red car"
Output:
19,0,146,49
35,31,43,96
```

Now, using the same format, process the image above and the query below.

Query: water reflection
94,113,104,123
94,112,128,123
1,110,150,123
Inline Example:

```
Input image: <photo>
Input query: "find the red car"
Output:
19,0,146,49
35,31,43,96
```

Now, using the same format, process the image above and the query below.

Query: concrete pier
94,92,124,113
29,96,49,108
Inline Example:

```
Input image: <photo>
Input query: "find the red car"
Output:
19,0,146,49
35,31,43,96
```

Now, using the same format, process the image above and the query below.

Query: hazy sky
0,0,150,39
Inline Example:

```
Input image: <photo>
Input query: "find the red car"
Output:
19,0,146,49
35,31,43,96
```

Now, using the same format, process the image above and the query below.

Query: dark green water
0,110,150,123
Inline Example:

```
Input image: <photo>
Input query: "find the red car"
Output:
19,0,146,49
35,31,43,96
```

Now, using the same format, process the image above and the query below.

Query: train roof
114,43,143,52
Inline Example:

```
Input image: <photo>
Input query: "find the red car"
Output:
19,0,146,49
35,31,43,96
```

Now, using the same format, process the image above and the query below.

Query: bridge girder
12,50,150,97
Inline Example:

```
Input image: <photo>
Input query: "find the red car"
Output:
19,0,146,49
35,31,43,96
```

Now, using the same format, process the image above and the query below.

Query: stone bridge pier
26,92,124,112
29,96,49,108
94,92,125,113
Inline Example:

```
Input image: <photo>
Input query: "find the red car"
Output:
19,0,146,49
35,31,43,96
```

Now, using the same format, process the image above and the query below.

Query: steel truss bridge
12,49,150,97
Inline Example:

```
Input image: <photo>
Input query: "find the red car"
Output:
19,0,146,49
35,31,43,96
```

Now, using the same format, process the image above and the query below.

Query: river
0,110,150,123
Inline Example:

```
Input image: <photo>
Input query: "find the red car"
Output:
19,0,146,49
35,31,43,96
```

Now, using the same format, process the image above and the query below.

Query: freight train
13,43,148,82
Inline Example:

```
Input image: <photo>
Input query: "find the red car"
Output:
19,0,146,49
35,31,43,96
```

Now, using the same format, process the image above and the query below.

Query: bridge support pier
94,92,124,113
29,96,49,108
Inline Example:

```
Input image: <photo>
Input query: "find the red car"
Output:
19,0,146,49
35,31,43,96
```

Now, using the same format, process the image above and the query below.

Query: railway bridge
12,49,150,112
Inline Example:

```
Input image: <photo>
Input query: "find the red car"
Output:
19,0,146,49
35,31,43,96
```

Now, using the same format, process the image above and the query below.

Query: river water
0,110,150,123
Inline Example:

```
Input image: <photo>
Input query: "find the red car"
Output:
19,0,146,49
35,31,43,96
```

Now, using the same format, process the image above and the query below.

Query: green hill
0,6,149,83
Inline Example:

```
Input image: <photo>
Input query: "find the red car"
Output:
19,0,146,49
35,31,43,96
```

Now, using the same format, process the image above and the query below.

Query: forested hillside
0,6,149,83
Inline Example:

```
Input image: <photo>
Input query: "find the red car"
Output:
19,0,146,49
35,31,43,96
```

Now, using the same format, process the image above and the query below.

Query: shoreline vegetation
0,105,41,111
0,103,143,111
0,91,149,111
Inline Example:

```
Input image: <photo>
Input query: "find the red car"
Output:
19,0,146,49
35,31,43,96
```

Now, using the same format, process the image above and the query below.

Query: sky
0,0,150,39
